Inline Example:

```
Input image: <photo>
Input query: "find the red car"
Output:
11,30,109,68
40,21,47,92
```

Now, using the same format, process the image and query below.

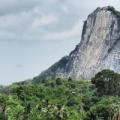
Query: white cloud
32,14,58,29
0,0,39,15
60,5,69,13
42,19,83,40
0,0,120,43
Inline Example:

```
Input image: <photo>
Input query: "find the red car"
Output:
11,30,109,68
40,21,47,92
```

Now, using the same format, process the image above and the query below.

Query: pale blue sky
0,0,119,85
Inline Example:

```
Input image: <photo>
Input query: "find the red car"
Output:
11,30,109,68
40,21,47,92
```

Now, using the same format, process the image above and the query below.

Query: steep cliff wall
39,6,120,80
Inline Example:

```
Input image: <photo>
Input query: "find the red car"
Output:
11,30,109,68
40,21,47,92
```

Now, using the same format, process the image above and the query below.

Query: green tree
85,96,120,120
6,96,24,120
0,94,8,120
91,69,120,96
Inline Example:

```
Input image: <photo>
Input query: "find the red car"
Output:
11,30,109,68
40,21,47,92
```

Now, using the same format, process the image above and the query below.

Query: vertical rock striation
38,6,120,80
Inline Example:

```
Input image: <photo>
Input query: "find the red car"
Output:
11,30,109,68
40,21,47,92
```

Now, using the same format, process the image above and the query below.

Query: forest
0,69,120,120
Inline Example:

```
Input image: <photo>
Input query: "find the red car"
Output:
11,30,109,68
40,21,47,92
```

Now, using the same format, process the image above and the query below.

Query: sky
0,0,120,85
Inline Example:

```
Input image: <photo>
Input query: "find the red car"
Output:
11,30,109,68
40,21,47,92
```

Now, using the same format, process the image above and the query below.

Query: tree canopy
0,70,120,120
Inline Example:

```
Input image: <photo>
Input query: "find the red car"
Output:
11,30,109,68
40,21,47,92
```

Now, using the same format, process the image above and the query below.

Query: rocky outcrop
39,6,120,80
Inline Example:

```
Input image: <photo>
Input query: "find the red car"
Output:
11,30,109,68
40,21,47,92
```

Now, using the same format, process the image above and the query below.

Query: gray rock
39,6,120,80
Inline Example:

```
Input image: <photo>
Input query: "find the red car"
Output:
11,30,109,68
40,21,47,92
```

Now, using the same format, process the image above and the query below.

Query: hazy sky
0,0,120,85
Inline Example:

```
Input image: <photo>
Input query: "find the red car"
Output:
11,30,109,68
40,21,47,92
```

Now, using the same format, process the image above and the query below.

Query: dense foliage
0,70,120,120
91,69,120,96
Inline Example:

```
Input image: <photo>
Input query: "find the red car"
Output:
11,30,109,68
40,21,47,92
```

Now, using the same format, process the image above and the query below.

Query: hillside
38,6,120,81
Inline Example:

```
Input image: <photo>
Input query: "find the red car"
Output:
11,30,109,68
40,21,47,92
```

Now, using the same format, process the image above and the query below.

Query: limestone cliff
39,6,120,80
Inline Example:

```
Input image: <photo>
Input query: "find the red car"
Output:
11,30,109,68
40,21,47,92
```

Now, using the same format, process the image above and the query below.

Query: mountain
38,6,120,81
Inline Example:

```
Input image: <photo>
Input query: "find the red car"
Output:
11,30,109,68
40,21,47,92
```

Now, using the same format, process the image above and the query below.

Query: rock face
39,6,120,80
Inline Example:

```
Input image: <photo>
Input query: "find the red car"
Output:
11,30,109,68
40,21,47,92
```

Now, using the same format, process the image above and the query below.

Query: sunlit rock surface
39,6,120,80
